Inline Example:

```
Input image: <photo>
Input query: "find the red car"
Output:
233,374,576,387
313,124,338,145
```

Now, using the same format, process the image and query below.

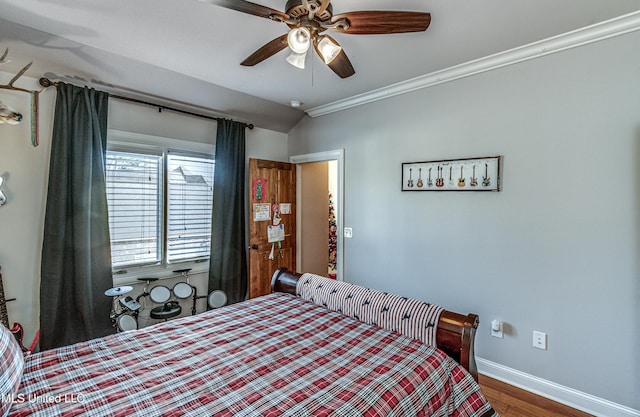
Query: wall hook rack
0,48,41,147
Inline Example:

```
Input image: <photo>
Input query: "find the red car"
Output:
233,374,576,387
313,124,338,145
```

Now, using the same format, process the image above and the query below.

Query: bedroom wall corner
0,73,56,346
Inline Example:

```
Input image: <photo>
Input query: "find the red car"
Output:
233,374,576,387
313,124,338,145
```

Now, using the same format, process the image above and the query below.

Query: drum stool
150,301,182,321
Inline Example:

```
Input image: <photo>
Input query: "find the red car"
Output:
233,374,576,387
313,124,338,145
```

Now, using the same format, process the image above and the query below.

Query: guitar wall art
402,156,501,192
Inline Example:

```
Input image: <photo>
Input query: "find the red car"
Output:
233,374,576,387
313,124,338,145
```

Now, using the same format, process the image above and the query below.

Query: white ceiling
1,0,639,132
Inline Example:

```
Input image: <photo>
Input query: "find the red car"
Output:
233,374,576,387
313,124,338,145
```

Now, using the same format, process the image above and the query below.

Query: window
105,147,214,272
106,150,162,267
166,153,214,263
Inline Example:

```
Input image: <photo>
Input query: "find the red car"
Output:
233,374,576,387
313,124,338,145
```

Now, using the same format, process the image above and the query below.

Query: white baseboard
476,358,640,417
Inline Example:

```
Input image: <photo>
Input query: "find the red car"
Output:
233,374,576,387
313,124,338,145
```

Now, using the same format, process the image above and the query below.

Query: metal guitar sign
402,156,502,192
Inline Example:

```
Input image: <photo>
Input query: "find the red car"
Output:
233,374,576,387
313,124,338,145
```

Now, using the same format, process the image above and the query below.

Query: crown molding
306,11,640,118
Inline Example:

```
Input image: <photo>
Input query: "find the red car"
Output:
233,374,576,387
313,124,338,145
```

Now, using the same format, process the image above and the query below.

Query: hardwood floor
478,375,593,417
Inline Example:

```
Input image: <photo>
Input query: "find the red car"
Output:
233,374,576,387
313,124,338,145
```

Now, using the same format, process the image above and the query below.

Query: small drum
173,282,193,299
116,313,138,332
149,285,171,303
208,290,227,309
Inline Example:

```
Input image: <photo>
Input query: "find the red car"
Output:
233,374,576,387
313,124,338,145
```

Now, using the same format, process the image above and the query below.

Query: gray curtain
208,119,247,304
40,83,113,350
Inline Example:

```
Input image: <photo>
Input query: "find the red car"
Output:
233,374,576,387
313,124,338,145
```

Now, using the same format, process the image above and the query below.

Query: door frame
290,149,344,282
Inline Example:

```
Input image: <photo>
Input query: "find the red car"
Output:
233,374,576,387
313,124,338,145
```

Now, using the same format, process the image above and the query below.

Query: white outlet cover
533,331,547,349
344,227,353,238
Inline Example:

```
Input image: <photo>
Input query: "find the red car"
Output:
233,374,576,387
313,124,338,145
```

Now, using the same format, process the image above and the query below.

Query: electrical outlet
491,320,503,338
344,227,353,238
533,331,547,350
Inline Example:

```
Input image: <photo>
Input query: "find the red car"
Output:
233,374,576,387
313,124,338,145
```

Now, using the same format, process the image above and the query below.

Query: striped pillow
0,325,24,417
296,273,443,347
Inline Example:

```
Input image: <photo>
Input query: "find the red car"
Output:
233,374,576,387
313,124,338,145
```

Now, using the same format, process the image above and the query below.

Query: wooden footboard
271,268,479,381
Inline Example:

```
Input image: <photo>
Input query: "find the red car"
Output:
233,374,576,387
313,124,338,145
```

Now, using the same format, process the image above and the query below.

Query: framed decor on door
402,156,502,192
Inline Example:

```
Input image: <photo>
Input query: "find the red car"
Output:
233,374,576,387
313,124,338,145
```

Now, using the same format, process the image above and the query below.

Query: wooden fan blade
331,11,431,34
241,34,288,66
201,0,290,21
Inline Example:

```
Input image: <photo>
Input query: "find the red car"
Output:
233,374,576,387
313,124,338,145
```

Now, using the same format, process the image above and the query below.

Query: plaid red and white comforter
10,293,497,417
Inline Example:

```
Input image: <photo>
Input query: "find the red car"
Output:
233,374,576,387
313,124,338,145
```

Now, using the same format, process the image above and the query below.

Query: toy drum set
106,268,227,332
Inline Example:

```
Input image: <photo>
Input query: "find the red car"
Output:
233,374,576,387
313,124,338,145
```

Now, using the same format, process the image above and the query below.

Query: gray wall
288,31,640,409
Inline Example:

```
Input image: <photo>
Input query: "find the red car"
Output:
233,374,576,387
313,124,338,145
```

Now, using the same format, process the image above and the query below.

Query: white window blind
106,151,162,268
166,152,214,263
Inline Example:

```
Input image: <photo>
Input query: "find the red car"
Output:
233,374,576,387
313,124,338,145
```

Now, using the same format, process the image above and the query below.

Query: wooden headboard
271,268,479,381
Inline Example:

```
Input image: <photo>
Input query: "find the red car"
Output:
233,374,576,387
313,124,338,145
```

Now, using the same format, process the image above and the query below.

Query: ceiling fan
203,0,431,78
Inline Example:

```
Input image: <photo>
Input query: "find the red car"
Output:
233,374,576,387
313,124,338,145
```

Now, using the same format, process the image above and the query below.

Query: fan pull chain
311,46,315,87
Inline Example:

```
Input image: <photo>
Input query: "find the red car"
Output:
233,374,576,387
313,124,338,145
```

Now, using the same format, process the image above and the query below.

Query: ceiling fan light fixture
316,36,342,64
287,27,311,54
286,50,308,69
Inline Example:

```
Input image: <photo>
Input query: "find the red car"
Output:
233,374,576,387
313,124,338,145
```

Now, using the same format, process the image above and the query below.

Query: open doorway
298,161,338,278
290,150,344,281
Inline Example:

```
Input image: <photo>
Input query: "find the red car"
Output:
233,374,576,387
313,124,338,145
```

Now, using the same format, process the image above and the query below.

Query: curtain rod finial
39,77,54,88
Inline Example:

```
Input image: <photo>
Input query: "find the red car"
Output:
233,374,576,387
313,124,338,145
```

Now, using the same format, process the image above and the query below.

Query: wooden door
248,159,296,298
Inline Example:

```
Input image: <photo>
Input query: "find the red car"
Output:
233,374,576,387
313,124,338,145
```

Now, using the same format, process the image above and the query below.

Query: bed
1,269,497,417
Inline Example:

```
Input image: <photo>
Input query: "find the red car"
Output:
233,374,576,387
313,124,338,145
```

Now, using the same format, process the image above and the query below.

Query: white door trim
290,149,345,282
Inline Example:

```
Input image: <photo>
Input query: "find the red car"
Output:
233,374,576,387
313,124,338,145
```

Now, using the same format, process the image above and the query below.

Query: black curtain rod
38,77,254,130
